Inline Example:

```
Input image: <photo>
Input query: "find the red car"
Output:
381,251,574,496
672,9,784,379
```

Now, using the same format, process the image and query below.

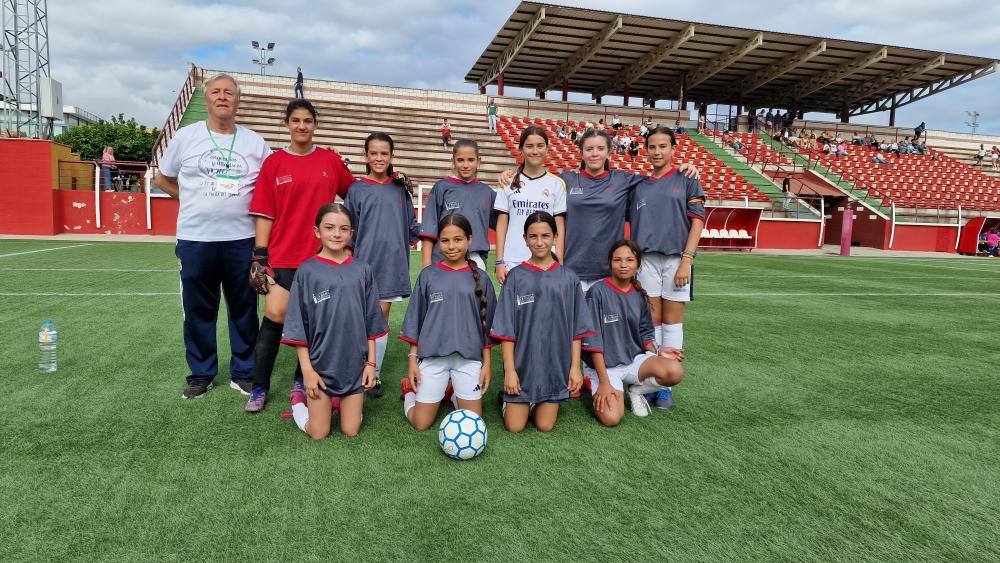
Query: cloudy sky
49,0,1000,134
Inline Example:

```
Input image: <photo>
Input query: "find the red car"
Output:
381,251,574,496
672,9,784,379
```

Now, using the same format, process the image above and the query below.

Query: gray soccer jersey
630,169,706,255
281,256,390,396
344,178,421,299
399,262,498,361
581,278,656,368
489,262,595,404
419,177,497,265
562,169,645,281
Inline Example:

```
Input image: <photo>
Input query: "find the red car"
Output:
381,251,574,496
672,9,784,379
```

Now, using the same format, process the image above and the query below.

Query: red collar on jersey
315,255,353,266
651,167,679,180
446,176,480,184
360,177,393,185
520,260,560,272
581,169,609,179
436,260,471,272
604,277,635,294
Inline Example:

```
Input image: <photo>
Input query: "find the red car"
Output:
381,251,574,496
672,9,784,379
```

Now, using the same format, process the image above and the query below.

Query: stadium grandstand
5,2,1000,254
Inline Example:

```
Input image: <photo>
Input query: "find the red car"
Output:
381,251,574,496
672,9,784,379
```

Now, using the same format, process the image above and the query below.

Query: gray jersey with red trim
399,262,497,361
630,170,706,255
420,177,497,263
282,256,389,396
489,263,595,404
562,169,645,281
344,178,420,299
581,278,656,369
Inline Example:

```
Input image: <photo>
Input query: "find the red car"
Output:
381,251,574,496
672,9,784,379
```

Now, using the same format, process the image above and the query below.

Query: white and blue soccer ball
438,409,487,460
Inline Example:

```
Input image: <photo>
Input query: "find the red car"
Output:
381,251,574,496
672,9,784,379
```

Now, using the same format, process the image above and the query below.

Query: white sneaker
628,387,651,417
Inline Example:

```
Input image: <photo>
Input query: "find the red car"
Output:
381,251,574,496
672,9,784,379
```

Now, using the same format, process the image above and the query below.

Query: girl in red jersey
245,99,355,412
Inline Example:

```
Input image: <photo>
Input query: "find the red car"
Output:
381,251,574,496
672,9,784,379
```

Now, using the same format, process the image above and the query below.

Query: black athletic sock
251,317,283,390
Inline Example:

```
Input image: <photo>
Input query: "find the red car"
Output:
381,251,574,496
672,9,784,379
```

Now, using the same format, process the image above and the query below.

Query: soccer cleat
627,386,651,417
230,379,253,396
245,387,267,413
181,380,213,399
289,378,306,406
330,396,341,417
366,380,384,399
655,388,674,410
570,388,581,399
581,377,593,395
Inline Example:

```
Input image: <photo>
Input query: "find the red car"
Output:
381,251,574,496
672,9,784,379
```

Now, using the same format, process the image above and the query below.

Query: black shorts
273,268,296,292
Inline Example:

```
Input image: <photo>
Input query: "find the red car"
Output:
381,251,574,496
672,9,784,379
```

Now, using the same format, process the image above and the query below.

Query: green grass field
2,240,998,561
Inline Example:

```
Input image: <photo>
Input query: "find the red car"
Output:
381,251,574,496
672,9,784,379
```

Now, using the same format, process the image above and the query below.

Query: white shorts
415,353,483,403
638,252,692,301
583,352,656,393
381,296,404,303
580,279,599,292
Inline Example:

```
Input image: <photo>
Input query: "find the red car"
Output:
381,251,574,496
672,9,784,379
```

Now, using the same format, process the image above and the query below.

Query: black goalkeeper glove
249,246,275,295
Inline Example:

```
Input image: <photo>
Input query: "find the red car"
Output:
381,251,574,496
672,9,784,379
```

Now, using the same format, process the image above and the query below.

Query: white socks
662,323,684,349
629,378,665,395
654,325,663,347
403,392,416,416
374,334,388,378
292,402,309,433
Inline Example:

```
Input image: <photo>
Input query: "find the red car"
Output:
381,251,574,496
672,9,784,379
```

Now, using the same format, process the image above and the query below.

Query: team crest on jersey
603,313,621,324
569,187,583,195
322,170,329,177
516,293,535,306
445,201,461,211
542,187,550,197
429,292,445,303
312,289,332,304
276,175,293,185
636,199,647,210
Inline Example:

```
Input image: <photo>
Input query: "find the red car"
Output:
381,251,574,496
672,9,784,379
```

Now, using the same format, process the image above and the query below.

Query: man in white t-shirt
154,73,273,400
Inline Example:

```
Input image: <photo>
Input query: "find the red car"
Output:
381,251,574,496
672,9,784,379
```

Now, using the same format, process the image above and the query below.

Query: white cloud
43,0,999,134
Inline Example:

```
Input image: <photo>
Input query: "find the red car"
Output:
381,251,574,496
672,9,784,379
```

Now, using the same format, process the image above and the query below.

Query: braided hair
607,240,648,301
437,214,489,341
511,125,549,192
577,128,612,171
364,132,414,197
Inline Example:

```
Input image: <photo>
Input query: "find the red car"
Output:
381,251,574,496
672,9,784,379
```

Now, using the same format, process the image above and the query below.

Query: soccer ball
438,409,487,460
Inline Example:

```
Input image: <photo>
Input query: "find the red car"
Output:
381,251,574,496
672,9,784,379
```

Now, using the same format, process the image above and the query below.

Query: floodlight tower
965,110,980,136
2,0,50,138
251,41,276,75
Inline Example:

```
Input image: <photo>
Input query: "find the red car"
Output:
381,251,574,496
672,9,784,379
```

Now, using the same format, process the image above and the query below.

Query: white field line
701,292,1000,297
0,243,93,258
710,274,1000,280
9,268,176,272
0,292,179,297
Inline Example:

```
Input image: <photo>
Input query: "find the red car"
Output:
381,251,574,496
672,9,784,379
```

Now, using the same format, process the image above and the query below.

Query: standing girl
281,203,389,439
581,240,684,424
399,214,497,430
245,99,355,412
419,139,496,271
494,126,567,284
631,126,705,408
489,211,594,433
343,133,421,398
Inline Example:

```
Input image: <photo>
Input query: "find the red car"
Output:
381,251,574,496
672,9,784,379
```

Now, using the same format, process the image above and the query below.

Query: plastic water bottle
38,320,57,373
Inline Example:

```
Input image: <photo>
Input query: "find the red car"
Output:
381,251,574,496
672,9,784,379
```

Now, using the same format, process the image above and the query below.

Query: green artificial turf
1,240,998,561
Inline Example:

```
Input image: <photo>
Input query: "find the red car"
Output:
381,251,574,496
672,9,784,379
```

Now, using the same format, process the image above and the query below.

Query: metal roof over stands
466,2,998,117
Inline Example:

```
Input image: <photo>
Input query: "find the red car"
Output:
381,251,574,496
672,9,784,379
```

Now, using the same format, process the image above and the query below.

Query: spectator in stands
645,117,655,132
569,125,579,143
611,115,622,130
975,144,986,168
441,118,452,149
639,122,649,139
822,142,834,155
487,98,498,133
674,119,686,136
834,142,849,157
597,118,607,131
620,132,632,155
991,146,999,171
912,139,926,155
978,231,989,254
584,120,595,130
851,132,862,146
818,131,831,145
765,110,774,129
294,67,304,99
556,124,567,139
154,72,273,400
873,151,890,166
612,132,623,154
101,146,115,190
914,121,926,140
697,113,706,132
628,137,640,159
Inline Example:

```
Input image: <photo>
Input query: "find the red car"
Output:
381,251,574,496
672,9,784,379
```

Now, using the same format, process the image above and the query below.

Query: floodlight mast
250,40,276,75
2,0,51,139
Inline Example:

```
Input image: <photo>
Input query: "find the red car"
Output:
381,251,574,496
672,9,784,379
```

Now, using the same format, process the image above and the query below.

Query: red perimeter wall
0,139,58,235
